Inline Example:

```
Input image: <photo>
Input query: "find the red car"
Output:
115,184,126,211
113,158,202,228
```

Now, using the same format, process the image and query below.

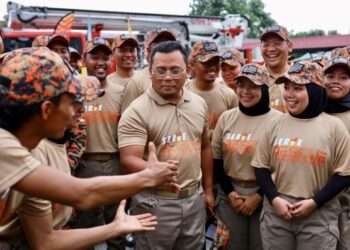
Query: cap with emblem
146,27,176,48
235,63,269,86
112,34,139,50
221,49,245,66
323,56,350,74
189,40,221,63
84,37,112,55
260,24,289,41
275,61,324,86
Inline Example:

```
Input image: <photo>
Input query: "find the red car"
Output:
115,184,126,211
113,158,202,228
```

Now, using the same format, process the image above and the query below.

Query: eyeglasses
261,40,285,49
152,67,185,79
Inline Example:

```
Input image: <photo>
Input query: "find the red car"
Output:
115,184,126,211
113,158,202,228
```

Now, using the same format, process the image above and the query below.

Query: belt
232,179,258,188
81,153,118,162
155,182,201,199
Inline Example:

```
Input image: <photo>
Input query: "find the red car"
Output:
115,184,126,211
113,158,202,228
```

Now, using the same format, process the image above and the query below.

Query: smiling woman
252,60,350,250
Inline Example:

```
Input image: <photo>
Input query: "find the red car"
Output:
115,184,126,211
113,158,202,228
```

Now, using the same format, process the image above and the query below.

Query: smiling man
107,34,139,88
118,41,214,250
187,41,237,139
75,38,125,249
260,24,292,112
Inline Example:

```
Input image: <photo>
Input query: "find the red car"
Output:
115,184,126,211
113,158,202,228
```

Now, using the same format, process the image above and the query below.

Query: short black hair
150,41,188,67
0,94,62,133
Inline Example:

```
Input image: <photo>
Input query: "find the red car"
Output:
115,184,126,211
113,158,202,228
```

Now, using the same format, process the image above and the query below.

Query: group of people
0,22,349,250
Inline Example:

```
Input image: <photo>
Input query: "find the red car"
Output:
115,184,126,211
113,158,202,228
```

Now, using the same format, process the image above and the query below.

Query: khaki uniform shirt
263,65,289,113
28,139,72,229
83,79,123,153
106,72,132,89
186,79,237,129
0,129,43,237
121,67,152,113
118,87,209,188
212,108,282,182
329,111,350,133
251,113,350,199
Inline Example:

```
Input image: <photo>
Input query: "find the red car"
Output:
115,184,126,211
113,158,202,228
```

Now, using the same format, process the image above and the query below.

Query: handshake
142,142,180,193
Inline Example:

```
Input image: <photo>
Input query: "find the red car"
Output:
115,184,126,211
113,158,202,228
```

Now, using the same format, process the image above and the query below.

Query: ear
287,41,293,54
40,100,54,120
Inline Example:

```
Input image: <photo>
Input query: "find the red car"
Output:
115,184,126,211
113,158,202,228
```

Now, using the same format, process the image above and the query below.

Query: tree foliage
189,0,275,38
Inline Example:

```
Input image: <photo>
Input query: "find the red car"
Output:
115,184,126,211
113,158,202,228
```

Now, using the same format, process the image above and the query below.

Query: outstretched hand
113,200,158,235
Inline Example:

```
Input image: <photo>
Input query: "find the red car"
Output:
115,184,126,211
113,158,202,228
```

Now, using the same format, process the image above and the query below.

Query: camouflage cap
189,40,221,63
73,75,105,103
84,37,112,55
310,55,328,68
32,35,51,47
276,60,324,87
235,63,269,86
112,34,139,50
69,47,81,59
0,47,79,105
47,35,69,48
261,24,289,41
323,56,350,74
221,49,245,66
146,27,176,47
330,46,350,58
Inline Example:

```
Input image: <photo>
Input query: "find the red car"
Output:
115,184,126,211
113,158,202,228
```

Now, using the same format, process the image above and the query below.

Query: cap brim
116,38,139,48
260,32,287,41
275,74,309,85
235,75,264,86
324,62,350,74
222,59,241,67
150,31,176,45
195,54,221,63
47,36,69,48
87,44,112,54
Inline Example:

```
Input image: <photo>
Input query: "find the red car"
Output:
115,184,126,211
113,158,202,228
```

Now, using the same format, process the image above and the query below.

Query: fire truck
2,1,251,61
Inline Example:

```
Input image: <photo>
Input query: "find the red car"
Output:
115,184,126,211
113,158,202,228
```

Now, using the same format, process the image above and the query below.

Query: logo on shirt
273,137,303,147
273,137,327,168
159,132,200,160
85,104,103,112
83,103,120,125
223,132,257,154
161,132,188,145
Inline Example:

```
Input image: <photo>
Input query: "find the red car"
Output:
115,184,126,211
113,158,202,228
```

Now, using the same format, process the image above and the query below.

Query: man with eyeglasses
107,34,139,88
187,41,237,139
260,24,293,112
120,28,176,112
74,38,126,250
118,41,213,250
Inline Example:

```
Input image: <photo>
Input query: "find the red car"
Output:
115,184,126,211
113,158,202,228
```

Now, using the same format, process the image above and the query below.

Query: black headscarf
290,82,327,119
325,91,350,113
239,84,270,116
